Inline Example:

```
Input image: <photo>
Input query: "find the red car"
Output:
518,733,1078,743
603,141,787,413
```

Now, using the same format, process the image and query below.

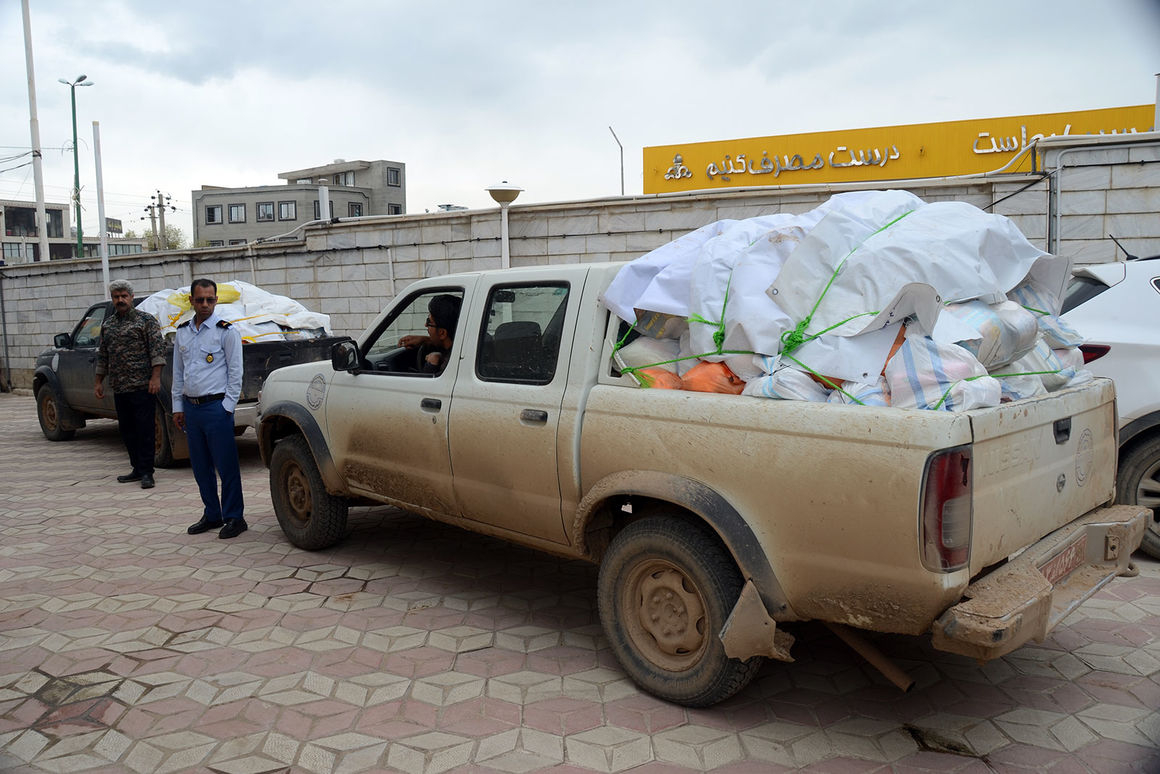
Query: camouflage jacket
96,308,167,393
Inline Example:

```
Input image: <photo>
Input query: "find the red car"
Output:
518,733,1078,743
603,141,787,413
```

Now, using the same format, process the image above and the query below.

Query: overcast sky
2,0,1158,243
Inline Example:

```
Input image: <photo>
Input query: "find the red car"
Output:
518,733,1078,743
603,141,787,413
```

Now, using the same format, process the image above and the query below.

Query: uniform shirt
95,307,167,393
172,311,243,413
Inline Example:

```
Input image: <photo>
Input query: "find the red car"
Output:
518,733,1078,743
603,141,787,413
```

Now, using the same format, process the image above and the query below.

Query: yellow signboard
643,105,1154,194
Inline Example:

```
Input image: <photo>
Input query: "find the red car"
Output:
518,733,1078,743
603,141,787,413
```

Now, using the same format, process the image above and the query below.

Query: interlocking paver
2,391,1159,772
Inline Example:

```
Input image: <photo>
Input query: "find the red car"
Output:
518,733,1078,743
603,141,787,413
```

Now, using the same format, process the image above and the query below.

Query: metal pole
500,203,510,269
609,126,624,196
0,272,12,390
69,83,83,258
93,121,109,290
21,0,50,263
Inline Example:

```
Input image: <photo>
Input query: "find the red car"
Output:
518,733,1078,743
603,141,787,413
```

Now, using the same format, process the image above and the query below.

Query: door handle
420,398,442,411
521,409,548,423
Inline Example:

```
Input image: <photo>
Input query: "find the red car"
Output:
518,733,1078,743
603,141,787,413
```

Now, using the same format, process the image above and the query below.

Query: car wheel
270,435,348,550
36,385,75,442
1117,435,1160,559
153,402,174,468
597,516,764,707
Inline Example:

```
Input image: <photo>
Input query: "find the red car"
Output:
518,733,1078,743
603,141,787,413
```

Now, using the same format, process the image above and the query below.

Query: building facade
1,198,144,264
192,159,406,247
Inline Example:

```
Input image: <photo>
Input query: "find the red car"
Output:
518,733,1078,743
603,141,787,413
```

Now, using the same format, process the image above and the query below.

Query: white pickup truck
257,262,1147,707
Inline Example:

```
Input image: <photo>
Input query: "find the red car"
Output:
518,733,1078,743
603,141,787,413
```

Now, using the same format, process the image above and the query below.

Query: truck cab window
73,305,109,348
362,289,464,375
477,283,569,384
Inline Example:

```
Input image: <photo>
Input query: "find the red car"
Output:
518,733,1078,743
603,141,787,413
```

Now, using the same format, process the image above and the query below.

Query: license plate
1038,535,1088,585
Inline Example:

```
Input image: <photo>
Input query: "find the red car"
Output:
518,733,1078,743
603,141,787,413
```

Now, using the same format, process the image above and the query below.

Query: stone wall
3,134,1157,391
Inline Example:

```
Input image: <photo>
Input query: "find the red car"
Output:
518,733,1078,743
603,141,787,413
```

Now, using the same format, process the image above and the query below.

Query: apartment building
192,159,406,247
1,198,144,263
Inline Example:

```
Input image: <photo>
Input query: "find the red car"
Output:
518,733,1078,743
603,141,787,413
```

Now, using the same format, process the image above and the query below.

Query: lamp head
486,181,523,205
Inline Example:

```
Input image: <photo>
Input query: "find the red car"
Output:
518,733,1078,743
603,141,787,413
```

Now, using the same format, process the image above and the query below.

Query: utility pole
21,0,50,263
143,192,175,251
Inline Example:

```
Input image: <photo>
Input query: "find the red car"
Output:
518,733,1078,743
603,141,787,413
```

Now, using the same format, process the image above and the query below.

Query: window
47,210,64,238
333,171,355,186
476,283,570,384
257,202,275,222
207,240,224,247
348,203,363,217
360,289,466,377
387,167,401,186
295,178,312,184
205,205,223,225
313,200,320,220
278,201,297,221
2,243,23,261
388,204,403,215
73,305,108,348
228,239,246,245
228,204,246,223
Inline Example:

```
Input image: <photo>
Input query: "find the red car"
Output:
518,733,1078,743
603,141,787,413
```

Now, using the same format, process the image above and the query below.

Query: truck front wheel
36,385,75,442
270,435,348,550
597,516,763,707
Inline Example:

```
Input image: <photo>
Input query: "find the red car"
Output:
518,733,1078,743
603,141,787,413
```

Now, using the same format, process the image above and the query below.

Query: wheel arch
575,470,794,620
33,365,86,430
1120,411,1160,451
258,401,347,495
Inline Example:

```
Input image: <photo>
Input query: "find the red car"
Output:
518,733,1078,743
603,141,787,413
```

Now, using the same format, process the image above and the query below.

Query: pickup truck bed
34,299,342,465
256,261,1147,706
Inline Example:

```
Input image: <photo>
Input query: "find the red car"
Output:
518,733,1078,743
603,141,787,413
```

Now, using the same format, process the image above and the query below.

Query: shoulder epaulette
177,320,191,329
216,320,232,329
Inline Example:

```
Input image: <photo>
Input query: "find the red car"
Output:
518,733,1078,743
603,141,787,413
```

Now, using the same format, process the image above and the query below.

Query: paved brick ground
1,391,1158,773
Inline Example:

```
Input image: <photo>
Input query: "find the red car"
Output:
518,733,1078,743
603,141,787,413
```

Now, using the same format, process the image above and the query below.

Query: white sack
943,300,1039,368
613,337,681,374
828,378,890,406
742,362,831,402
884,332,1001,411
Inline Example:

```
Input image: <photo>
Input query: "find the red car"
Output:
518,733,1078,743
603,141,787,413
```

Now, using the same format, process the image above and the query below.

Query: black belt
185,393,225,405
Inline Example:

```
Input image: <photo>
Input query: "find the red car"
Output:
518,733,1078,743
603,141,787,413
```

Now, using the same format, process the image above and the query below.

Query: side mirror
54,333,72,348
331,339,361,373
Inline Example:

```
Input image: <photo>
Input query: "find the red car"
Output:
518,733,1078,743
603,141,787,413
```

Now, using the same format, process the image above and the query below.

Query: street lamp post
486,181,523,270
58,74,92,259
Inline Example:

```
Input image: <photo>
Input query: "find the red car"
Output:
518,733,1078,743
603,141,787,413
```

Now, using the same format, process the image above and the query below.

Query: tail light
1079,344,1110,364
920,445,972,572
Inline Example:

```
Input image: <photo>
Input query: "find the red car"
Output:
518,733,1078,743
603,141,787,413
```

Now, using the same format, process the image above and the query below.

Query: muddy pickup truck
34,298,341,466
256,262,1147,707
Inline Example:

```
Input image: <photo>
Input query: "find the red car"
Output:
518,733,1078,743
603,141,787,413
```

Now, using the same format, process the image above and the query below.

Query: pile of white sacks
138,280,332,343
600,190,1090,411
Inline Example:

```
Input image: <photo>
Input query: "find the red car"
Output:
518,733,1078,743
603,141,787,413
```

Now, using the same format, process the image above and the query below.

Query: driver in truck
398,294,461,375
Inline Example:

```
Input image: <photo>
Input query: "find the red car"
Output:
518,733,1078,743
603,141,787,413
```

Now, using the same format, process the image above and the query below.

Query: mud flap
720,579,795,662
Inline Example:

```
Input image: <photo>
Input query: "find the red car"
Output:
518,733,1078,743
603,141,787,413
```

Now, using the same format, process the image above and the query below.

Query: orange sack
635,367,683,389
681,361,746,394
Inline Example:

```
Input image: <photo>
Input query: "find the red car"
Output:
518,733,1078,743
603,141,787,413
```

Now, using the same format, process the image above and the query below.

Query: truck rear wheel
597,516,763,707
270,435,348,550
1118,436,1160,559
36,385,75,442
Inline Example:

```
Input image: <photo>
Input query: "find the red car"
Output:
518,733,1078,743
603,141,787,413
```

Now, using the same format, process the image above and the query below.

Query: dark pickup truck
34,299,342,466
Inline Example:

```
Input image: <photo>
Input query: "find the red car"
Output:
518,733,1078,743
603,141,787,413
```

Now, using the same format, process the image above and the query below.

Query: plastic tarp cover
139,280,331,343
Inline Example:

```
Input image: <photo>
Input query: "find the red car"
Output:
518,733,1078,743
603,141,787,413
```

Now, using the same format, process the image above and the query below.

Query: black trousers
113,390,156,476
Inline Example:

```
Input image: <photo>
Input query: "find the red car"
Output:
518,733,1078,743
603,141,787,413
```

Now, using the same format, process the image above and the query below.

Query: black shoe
117,471,143,483
140,474,155,489
218,519,248,539
187,517,223,535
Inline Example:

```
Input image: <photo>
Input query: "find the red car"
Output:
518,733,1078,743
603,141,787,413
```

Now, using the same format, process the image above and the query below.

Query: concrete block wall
2,144,1155,391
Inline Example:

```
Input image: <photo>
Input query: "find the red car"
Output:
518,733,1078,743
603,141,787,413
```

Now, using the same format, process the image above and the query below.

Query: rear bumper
931,504,1148,661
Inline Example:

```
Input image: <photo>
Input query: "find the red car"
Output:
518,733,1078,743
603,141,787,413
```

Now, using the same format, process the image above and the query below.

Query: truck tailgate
967,378,1117,574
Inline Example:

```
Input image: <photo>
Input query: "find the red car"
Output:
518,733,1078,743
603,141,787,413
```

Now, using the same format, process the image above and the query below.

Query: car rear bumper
931,504,1148,661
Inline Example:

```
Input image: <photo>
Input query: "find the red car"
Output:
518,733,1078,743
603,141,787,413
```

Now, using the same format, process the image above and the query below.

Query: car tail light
1079,344,1110,364
920,445,972,572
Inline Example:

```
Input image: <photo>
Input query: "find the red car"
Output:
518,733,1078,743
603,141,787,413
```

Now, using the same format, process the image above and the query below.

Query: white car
1061,256,1160,559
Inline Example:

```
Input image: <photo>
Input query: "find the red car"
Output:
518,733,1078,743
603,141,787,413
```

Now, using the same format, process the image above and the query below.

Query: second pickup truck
257,262,1147,707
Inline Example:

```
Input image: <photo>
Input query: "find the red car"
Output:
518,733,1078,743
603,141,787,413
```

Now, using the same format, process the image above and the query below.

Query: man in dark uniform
172,278,247,539
94,279,166,489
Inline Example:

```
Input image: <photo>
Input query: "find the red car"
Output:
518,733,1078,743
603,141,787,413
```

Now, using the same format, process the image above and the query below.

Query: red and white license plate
1038,535,1088,585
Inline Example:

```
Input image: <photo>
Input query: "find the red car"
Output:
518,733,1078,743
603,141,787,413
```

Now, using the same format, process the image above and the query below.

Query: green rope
781,209,915,355
782,352,865,405
1020,304,1050,316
